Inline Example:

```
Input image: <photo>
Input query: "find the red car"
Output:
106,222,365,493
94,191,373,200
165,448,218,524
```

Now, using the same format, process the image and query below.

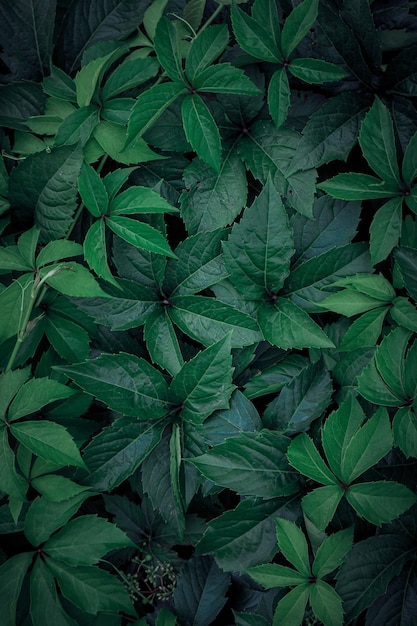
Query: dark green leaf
54,105,100,147
309,580,344,626
181,94,221,172
154,17,185,83
40,262,110,298
268,68,290,128
336,535,415,622
393,407,417,458
31,475,90,502
186,25,229,83
287,433,337,486
302,484,344,531
338,307,389,351
95,120,162,165
36,240,83,268
173,556,230,626
281,0,319,58
144,309,184,376
394,247,417,301
10,421,87,469
0,428,28,501
223,177,294,299
288,58,347,84
106,215,176,258
45,560,135,616
8,377,75,422
194,64,262,95
30,559,77,626
402,130,417,185
82,417,165,491
0,552,33,626
359,97,401,185
366,564,417,626
273,584,310,626
83,220,117,286
109,186,178,216
169,335,235,425
346,481,416,526
78,163,108,217
189,430,299,497
43,515,134,565
102,57,159,101
0,368,31,419
24,493,90,547
246,563,308,588
312,527,354,579
56,353,169,419
243,354,307,400
231,3,281,62
317,173,399,200
276,518,310,577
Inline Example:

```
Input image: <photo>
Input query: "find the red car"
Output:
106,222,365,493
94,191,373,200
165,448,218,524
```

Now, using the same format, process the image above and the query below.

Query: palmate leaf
56,353,169,419
287,433,337,486
169,335,235,425
223,177,294,299
301,485,344,531
312,527,354,579
189,430,299,498
43,515,134,565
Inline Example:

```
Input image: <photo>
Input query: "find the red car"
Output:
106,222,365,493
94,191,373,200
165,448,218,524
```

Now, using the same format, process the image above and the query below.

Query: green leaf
78,163,108,217
281,0,319,58
391,296,417,332
337,307,389,352
309,580,344,626
40,261,110,297
45,311,90,363
258,298,335,349
273,583,310,626
318,290,388,317
102,57,159,100
196,498,292,572
109,186,178,216
357,358,404,407
45,560,135,616
247,563,308,588
183,0,206,30
54,105,100,147
341,407,393,483
83,219,118,286
169,335,235,425
0,368,31,419
180,151,247,234
24,493,91,547
244,354,307,400
36,240,83,268
75,48,124,107
8,377,76,421
393,406,417,458
288,58,348,84
154,17,185,82
0,552,33,626
312,527,354,579
336,534,415,622
189,430,299,497
276,518,310,577
106,215,176,258
9,421,86,469
30,559,77,626
173,556,230,626
0,428,27,500
370,197,402,265
268,68,290,128
402,130,417,184
223,177,294,299
170,295,262,348
231,2,281,62
43,515,134,565
366,564,417,626
346,481,416,526
82,417,165,491
31,475,90,502
56,353,169,419
186,24,229,83
145,309,184,376
374,326,411,399
287,433,337,486
359,97,401,185
302,485,344,531
194,64,262,95
321,394,365,480
181,94,221,172
143,0,168,39
317,173,399,200
126,82,187,144
95,120,162,165
395,246,417,301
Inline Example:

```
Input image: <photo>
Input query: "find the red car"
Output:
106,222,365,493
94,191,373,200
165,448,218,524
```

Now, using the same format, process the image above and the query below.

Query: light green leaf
181,94,221,172
189,430,299,497
312,527,354,579
276,518,310,577
247,563,307,588
45,560,135,616
281,0,319,58
337,307,389,351
287,433,337,486
302,485,344,531
56,353,169,419
341,407,393,483
359,97,401,185
0,552,33,626
83,219,118,286
317,290,388,317
224,177,294,299
144,309,184,376
77,162,108,217
309,580,344,626
36,240,83,268
9,421,87,469
186,24,229,83
357,358,404,406
54,106,100,147
8,377,76,422
289,58,348,84
95,120,162,165
346,481,416,526
169,335,235,424
273,583,310,626
170,295,262,348
31,475,90,502
40,261,110,298
106,215,177,258
102,57,159,101
143,0,169,40
193,64,262,95
258,298,335,349
369,197,402,266
74,49,124,107
317,173,399,200
268,68,290,128
43,515,134,565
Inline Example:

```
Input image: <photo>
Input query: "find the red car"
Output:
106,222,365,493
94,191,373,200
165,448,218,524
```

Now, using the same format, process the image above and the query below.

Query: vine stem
198,3,223,33
5,280,38,373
